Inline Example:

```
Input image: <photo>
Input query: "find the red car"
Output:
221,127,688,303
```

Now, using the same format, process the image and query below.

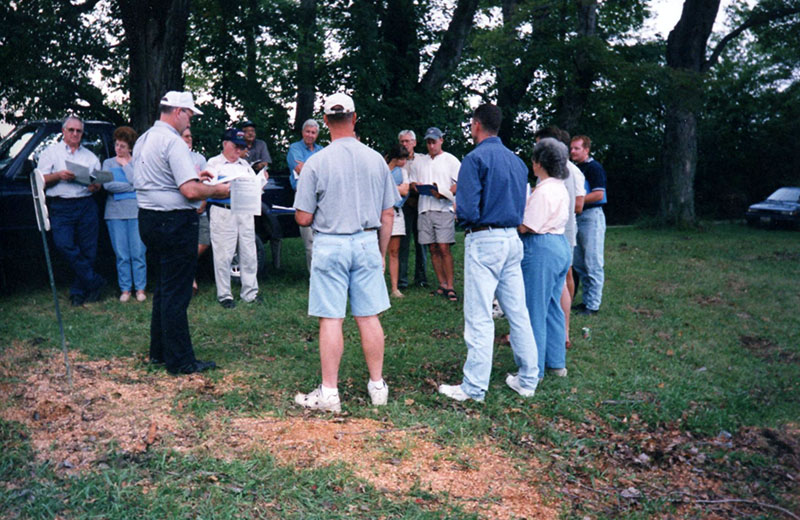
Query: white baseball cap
323,93,355,115
160,91,203,115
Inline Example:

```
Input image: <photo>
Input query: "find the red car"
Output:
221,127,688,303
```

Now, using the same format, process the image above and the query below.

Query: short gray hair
532,137,569,180
62,115,83,130
398,129,416,141
302,119,319,131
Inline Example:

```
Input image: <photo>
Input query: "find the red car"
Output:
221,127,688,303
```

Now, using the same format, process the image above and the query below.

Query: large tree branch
704,5,800,72
418,0,479,91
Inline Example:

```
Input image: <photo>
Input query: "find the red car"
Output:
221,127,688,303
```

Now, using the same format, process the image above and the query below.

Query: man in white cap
293,93,400,412
133,91,231,375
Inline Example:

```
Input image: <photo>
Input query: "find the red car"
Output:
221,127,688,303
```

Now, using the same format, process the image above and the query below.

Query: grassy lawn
1,223,798,519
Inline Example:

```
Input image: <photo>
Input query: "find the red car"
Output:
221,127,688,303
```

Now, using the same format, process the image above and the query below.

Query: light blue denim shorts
308,230,390,318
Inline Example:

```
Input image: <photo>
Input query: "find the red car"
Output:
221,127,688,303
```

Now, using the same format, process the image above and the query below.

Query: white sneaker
438,383,483,402
547,368,567,377
294,386,341,412
367,380,388,406
491,299,505,319
119,292,131,303
505,374,536,397
136,290,147,302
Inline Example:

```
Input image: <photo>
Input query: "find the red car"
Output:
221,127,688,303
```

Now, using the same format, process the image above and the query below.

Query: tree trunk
294,0,317,133
554,0,597,134
418,0,480,92
659,0,720,226
118,0,191,134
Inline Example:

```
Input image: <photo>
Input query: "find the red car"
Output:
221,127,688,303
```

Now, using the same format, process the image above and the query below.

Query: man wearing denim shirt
287,119,324,272
438,104,539,402
569,135,607,315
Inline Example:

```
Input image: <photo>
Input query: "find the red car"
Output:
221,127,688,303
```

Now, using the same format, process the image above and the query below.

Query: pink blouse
522,177,569,234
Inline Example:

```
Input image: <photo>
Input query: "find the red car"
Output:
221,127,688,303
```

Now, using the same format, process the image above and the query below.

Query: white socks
320,384,339,399
367,379,386,391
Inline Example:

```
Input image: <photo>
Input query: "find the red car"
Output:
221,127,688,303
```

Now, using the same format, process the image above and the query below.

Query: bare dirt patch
0,348,557,519
740,335,798,363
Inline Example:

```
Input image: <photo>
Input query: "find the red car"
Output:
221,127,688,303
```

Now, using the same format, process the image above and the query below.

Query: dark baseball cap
222,128,246,146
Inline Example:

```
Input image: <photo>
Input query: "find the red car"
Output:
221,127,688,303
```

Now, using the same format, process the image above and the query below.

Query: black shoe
577,307,598,316
148,357,165,366
571,302,586,311
246,295,264,304
85,280,107,303
70,294,85,307
220,298,236,309
167,359,217,375
415,280,429,288
398,283,408,290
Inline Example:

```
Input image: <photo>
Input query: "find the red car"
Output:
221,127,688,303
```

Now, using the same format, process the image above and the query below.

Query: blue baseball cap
222,127,246,146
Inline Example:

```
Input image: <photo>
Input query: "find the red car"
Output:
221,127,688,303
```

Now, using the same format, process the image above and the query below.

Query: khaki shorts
418,210,455,245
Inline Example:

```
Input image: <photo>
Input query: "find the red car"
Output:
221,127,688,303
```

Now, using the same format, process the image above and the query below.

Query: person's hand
197,200,207,214
198,169,214,182
294,160,304,174
431,183,442,199
55,169,76,181
87,183,101,193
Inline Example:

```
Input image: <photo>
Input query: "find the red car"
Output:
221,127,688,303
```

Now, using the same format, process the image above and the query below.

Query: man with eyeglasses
38,115,107,306
133,91,230,375
206,128,267,309
397,130,428,289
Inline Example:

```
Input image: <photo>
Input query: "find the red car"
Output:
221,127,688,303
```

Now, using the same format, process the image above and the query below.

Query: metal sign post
30,170,72,388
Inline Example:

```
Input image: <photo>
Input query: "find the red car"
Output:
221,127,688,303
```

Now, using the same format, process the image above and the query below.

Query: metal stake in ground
31,169,72,388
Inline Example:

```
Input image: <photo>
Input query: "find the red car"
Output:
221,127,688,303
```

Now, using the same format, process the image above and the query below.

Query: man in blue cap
207,128,266,308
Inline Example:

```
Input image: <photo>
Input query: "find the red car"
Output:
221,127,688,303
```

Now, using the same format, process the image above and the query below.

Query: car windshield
0,125,37,172
768,188,800,202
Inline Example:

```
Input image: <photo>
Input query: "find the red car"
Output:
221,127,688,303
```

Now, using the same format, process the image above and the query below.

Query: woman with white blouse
519,138,571,379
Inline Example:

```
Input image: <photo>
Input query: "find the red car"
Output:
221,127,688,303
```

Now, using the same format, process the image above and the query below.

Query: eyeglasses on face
65,128,83,134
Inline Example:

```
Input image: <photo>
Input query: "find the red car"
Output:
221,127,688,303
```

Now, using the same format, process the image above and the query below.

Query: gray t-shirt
246,139,271,167
132,121,200,211
294,137,399,234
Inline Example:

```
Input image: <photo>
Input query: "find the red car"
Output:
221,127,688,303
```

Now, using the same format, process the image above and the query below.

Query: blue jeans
138,209,198,370
398,203,427,286
573,207,605,311
521,233,570,377
106,218,147,292
461,228,539,399
308,231,390,318
48,196,105,298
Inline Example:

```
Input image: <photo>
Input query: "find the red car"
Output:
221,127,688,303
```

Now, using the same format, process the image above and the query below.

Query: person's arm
295,209,313,227
574,195,585,214
103,161,135,193
39,148,75,186
378,207,394,259
179,178,230,201
454,157,480,224
397,182,409,197
584,190,603,204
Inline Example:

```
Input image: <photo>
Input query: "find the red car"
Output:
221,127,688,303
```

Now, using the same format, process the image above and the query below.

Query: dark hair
159,104,176,115
385,143,410,163
570,134,591,151
113,126,138,149
532,138,569,180
534,126,571,148
472,104,502,134
326,112,353,125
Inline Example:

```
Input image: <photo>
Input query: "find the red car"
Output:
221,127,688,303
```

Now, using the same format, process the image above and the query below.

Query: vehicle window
0,127,36,172
82,130,109,162
769,188,800,202
26,132,62,173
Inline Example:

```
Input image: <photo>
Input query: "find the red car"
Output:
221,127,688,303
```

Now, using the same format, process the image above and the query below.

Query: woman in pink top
519,138,571,380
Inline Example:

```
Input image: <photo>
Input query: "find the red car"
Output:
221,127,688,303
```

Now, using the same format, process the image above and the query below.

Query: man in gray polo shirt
293,93,399,412
133,91,230,375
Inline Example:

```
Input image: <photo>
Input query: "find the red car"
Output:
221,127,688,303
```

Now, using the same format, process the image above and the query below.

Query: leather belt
465,225,493,234
210,202,232,209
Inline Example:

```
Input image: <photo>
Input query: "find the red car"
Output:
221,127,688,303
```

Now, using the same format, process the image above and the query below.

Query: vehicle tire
230,235,266,283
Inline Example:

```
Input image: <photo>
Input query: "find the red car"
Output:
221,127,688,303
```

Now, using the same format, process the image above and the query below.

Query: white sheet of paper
65,160,112,185
203,162,252,185
231,175,262,215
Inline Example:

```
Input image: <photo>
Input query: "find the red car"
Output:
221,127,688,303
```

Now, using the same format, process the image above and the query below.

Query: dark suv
0,120,297,287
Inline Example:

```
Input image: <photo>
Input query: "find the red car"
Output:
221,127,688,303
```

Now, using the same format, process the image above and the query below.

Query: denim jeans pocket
356,239,382,270
312,241,345,273
469,237,508,271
